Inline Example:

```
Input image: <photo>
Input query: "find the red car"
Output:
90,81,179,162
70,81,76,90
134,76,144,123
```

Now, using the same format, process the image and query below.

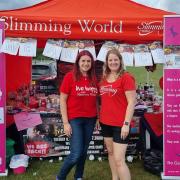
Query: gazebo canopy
0,0,173,43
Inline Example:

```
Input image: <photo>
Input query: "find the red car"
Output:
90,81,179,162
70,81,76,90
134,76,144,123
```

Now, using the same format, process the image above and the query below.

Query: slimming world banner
164,69,180,177
163,16,180,178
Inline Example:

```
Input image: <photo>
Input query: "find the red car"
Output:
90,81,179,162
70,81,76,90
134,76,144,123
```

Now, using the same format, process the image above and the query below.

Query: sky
131,0,180,13
0,0,46,11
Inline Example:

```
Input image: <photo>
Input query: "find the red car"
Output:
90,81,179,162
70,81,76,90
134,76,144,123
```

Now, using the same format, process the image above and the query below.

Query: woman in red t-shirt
99,48,136,180
57,50,98,180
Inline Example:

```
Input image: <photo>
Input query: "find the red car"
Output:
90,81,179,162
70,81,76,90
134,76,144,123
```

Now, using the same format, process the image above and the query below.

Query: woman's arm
95,96,101,130
60,92,68,124
60,92,72,136
121,90,136,139
124,90,136,125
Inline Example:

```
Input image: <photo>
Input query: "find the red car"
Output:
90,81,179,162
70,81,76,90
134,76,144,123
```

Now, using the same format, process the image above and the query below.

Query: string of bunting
1,38,180,67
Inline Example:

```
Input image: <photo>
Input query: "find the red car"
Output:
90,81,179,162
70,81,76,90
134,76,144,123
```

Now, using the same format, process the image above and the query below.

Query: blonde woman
99,48,136,180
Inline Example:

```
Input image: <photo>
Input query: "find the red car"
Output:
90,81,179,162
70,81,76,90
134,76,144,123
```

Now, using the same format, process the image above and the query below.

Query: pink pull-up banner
162,15,180,180
164,68,180,177
0,19,6,174
164,15,180,45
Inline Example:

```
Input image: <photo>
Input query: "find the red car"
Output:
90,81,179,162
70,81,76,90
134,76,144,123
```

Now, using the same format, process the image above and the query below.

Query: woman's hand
63,123,72,137
95,119,100,130
121,125,130,140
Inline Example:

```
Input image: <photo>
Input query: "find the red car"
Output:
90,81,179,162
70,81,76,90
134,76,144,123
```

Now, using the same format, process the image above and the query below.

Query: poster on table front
0,19,6,173
24,114,104,157
163,15,180,178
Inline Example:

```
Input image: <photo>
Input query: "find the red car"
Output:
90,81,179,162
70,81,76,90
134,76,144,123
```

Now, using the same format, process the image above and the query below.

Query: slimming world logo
137,21,163,36
100,85,117,96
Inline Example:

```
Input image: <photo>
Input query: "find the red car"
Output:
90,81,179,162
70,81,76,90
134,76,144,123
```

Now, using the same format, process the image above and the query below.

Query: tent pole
146,71,150,84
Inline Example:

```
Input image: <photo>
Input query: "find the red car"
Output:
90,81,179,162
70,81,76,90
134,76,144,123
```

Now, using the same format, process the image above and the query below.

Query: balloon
159,77,163,90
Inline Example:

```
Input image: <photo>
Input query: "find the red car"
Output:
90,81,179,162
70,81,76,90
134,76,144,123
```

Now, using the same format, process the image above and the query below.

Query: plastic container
9,154,29,175
13,166,26,175
153,104,161,112
6,138,15,166
6,138,15,155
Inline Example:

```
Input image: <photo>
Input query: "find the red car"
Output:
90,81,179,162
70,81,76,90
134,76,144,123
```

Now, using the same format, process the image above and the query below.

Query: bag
142,149,163,175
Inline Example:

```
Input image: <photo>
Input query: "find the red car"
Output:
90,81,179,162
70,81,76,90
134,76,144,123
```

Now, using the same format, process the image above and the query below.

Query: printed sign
43,39,63,60
164,16,180,45
163,15,180,179
0,37,20,55
19,38,37,57
149,41,165,64
134,44,153,67
14,112,42,131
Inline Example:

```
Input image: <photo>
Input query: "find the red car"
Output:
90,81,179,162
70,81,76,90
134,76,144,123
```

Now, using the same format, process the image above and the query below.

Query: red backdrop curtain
6,54,32,93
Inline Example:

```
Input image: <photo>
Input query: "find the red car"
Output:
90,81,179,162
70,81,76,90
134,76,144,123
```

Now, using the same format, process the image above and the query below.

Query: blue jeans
57,117,96,180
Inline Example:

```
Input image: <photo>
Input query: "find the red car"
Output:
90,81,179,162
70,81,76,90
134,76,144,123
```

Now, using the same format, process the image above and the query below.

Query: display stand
161,173,180,180
162,15,180,180
162,68,180,180
0,170,8,177
0,19,7,176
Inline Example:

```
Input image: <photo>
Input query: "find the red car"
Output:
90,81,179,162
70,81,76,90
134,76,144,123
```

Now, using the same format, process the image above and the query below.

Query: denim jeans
57,117,96,180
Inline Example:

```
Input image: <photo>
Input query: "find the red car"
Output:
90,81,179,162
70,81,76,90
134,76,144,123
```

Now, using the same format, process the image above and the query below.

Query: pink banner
164,68,180,176
164,16,180,45
0,20,6,173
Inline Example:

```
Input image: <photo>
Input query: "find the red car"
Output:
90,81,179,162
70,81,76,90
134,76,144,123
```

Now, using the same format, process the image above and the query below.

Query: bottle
136,84,140,94
46,99,51,109
139,83,144,99
29,85,34,96
24,94,30,106
144,83,149,91
41,98,47,107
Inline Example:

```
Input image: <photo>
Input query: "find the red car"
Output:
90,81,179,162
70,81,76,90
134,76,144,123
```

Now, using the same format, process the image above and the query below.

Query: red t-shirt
99,72,136,127
60,72,98,120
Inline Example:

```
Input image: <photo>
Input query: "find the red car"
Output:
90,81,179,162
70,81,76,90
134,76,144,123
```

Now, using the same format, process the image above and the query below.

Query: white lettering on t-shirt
100,85,117,96
76,86,84,91
75,85,98,96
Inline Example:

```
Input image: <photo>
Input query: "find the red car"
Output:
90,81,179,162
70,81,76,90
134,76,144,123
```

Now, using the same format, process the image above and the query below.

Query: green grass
127,64,163,95
0,158,160,180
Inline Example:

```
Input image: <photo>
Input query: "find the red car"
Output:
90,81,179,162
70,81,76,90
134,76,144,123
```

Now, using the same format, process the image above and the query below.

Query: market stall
0,0,175,175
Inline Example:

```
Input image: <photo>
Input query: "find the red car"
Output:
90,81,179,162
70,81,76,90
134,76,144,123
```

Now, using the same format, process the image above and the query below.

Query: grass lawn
127,64,163,95
0,158,160,180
